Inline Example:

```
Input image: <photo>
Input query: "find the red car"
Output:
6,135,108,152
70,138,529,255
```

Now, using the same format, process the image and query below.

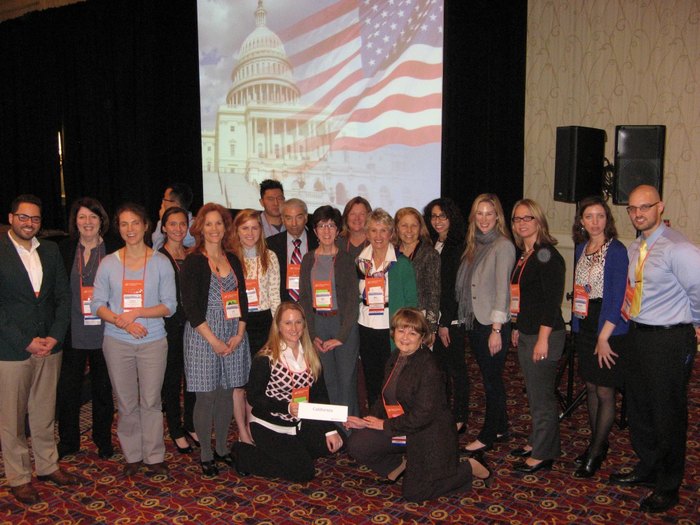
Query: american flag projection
198,0,444,212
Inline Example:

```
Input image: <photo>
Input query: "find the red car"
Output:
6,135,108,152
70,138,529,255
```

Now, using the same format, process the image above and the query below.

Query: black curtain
0,0,202,230
442,0,527,219
0,0,525,230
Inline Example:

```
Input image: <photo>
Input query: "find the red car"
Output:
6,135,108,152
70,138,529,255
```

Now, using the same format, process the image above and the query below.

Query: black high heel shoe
573,453,604,478
213,452,235,468
575,441,608,466
513,458,554,473
470,451,494,487
185,430,200,448
456,422,467,435
173,437,193,454
510,447,532,458
200,460,218,477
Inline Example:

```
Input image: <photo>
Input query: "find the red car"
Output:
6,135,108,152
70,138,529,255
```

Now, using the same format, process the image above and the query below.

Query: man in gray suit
0,194,80,504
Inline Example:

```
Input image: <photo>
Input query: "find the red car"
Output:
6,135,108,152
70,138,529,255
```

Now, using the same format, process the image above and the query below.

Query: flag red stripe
278,0,356,42
288,24,360,69
346,93,442,123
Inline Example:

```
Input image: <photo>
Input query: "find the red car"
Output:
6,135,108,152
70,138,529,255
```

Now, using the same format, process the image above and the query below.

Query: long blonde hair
258,302,322,380
510,198,558,250
231,208,271,278
463,193,511,261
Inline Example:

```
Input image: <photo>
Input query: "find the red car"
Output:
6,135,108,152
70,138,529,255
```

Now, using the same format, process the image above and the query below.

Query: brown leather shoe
37,468,82,486
147,462,169,476
11,482,40,504
123,461,142,476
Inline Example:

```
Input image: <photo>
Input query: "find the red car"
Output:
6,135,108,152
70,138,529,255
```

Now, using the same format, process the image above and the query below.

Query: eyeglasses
316,223,337,230
626,202,659,214
431,213,448,221
512,216,535,223
13,213,41,224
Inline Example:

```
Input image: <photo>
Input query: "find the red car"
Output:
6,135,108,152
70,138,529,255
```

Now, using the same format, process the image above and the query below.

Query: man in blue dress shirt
609,185,700,514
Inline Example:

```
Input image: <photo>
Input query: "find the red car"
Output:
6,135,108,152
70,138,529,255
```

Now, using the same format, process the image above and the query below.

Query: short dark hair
11,194,42,214
167,183,193,210
572,195,618,244
259,179,284,199
68,197,110,239
311,205,342,230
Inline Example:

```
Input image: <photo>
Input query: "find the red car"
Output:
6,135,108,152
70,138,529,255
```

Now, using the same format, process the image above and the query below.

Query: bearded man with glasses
0,194,79,504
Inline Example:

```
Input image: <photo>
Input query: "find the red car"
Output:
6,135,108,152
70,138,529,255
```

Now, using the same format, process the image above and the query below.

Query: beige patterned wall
525,0,700,250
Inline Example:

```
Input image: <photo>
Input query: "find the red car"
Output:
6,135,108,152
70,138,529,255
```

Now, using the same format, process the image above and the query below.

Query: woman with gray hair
356,208,417,409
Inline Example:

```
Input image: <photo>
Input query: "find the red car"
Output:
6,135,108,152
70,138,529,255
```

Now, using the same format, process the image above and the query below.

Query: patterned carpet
1,345,698,525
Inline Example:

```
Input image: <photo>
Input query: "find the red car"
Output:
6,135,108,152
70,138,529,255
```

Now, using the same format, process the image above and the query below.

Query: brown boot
11,483,40,504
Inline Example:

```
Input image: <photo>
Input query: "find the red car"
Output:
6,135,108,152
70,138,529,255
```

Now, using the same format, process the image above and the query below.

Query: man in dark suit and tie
266,198,318,302
0,194,79,504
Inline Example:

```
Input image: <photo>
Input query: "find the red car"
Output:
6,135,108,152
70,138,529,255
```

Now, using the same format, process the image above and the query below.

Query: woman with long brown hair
180,203,250,477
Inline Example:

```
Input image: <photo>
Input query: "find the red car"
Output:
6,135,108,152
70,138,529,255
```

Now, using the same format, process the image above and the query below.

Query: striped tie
289,238,302,301
629,239,647,317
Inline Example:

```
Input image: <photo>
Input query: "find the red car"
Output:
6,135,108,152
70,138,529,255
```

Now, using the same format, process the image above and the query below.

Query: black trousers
161,320,195,440
56,345,114,452
433,324,469,423
468,320,510,445
358,325,391,409
246,309,273,358
234,421,332,482
624,323,696,492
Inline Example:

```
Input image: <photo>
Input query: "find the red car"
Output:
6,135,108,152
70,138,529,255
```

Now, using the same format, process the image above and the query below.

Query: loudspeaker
613,125,665,204
553,126,606,203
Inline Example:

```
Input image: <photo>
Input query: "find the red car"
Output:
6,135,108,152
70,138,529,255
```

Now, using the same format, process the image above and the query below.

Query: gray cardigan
299,249,359,343
464,235,516,326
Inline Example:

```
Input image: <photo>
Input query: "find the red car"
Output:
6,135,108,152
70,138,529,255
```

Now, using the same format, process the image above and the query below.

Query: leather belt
631,321,692,332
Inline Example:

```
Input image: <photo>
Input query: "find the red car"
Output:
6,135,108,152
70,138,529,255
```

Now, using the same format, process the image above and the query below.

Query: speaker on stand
552,126,606,419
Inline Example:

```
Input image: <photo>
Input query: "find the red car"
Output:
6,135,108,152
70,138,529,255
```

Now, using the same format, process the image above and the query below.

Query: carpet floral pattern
1,348,698,524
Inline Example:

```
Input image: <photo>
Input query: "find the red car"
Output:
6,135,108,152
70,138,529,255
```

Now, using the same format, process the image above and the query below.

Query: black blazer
370,346,461,501
0,234,71,360
179,251,248,328
266,229,319,303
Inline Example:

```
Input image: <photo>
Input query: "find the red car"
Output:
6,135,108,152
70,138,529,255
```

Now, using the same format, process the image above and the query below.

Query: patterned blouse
243,248,281,314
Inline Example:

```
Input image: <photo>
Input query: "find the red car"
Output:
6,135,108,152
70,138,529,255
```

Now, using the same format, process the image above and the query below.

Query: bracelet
492,328,502,334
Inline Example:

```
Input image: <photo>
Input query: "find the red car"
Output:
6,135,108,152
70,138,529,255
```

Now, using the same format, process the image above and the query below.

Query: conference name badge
509,284,520,316
80,285,95,315
621,281,634,321
122,280,144,312
384,403,404,419
245,278,260,312
572,284,590,318
222,289,241,320
287,263,301,291
365,276,386,315
292,386,309,403
313,280,332,310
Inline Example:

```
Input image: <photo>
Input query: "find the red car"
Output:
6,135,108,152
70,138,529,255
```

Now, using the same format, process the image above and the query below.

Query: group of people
1,181,697,512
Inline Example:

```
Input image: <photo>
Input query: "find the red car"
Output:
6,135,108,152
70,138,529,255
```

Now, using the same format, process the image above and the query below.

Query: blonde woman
509,199,566,473
458,194,516,454
232,302,343,481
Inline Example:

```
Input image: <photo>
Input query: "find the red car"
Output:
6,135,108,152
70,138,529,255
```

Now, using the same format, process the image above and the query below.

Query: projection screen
197,0,444,214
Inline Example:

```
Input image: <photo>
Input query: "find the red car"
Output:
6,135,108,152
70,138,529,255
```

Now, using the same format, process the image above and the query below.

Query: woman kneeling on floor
346,308,492,502
232,302,343,481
